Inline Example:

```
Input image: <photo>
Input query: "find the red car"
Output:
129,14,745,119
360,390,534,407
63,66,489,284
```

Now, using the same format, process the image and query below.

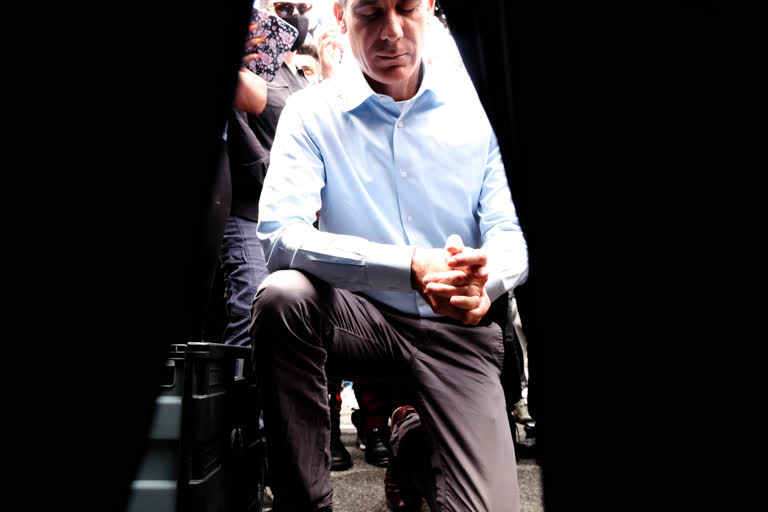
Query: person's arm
232,31,272,115
476,132,529,300
232,68,267,115
257,98,415,292
414,134,528,323
258,101,525,321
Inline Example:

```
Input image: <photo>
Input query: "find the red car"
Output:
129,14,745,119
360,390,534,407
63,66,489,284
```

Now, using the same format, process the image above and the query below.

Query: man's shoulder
285,78,346,115
428,63,483,106
425,64,493,136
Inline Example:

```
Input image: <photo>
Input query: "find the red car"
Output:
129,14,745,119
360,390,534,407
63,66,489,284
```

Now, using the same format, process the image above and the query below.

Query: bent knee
249,270,330,350
250,269,330,325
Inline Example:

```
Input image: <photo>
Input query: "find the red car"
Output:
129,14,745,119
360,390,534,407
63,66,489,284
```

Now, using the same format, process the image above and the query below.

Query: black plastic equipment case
126,342,266,512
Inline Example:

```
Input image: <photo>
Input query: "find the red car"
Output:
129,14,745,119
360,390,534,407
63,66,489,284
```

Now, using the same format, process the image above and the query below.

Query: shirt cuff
366,242,415,292
485,276,506,304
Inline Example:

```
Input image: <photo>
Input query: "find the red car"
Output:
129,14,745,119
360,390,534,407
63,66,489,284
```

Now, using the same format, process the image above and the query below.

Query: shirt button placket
394,115,410,226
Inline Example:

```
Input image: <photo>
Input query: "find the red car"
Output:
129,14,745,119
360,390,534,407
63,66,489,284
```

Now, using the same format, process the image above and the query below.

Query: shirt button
397,120,404,128
407,215,413,222
401,171,407,178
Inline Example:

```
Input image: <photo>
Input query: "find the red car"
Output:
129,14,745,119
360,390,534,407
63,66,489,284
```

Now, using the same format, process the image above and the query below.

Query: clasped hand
411,235,490,325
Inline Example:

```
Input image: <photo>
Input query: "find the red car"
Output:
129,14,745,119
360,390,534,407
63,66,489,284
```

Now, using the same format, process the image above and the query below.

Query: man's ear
333,1,347,33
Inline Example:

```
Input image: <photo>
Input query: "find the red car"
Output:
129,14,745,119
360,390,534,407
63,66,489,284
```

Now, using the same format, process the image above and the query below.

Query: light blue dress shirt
257,59,528,317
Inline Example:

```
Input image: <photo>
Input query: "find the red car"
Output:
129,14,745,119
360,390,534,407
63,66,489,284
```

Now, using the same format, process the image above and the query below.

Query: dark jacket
227,63,308,222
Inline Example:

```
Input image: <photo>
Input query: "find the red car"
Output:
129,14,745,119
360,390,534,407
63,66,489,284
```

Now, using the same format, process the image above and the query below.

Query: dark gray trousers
250,270,520,512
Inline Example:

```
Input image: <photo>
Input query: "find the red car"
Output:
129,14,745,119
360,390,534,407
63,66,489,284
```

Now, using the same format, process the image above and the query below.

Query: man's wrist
410,247,423,291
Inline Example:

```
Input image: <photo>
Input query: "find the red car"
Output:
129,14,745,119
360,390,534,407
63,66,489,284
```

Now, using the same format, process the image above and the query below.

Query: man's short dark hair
296,42,319,62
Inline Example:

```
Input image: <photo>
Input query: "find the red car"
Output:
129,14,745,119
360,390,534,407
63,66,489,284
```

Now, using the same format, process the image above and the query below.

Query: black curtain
64,1,255,510
438,1,729,509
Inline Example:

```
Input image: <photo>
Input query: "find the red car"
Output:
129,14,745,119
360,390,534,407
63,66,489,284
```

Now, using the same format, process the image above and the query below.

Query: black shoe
329,395,352,471
350,409,366,449
330,433,353,471
365,427,392,467
511,421,538,460
514,436,538,460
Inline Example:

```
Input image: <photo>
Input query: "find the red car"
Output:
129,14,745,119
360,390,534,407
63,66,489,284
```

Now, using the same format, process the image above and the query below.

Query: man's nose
380,9,404,41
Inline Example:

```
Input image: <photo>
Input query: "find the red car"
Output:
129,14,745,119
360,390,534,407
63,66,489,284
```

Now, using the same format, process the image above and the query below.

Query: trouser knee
249,269,328,351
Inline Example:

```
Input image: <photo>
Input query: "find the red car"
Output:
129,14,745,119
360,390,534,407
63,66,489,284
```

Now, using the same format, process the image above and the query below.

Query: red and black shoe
385,465,421,511
384,405,422,511
390,405,416,428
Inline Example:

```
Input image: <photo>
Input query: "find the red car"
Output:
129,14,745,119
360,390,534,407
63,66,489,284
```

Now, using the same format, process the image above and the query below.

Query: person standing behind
221,3,313,348
294,42,323,85
295,25,345,85
224,3,353,474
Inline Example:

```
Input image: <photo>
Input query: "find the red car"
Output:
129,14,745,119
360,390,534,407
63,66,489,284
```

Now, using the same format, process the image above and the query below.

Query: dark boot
330,433,353,471
330,398,352,471
365,427,392,467
351,408,366,449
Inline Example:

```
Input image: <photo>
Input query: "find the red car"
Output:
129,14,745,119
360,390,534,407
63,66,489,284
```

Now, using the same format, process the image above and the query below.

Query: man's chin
371,64,419,85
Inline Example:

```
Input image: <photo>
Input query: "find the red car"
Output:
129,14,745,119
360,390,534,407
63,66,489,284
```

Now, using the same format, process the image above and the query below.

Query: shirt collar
339,59,437,112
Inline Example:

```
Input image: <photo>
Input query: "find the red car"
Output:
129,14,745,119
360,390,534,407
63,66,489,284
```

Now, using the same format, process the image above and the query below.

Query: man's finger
463,293,492,325
462,265,489,283
447,250,487,268
449,295,482,310
423,270,467,285
444,234,464,256
425,282,482,298
425,296,486,323
425,268,486,286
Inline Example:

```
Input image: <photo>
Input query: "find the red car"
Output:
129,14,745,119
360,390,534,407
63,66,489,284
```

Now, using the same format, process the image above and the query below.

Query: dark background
29,1,742,510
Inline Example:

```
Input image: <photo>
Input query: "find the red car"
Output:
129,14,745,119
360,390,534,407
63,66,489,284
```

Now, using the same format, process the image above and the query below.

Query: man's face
294,54,321,84
335,0,434,88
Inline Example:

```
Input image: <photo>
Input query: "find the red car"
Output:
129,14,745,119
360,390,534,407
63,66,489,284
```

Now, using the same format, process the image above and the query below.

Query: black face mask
282,13,309,51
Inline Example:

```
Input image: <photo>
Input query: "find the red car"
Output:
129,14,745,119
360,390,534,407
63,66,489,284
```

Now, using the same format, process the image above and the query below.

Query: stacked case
127,343,266,512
